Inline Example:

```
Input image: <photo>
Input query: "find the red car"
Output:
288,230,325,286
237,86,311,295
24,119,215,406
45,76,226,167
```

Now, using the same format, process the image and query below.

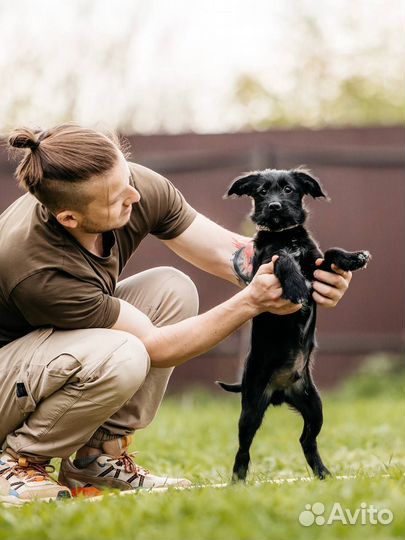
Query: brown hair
8,123,129,213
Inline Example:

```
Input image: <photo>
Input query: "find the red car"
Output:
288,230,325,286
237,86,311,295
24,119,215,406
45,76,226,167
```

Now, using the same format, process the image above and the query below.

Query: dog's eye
259,187,267,195
284,186,293,193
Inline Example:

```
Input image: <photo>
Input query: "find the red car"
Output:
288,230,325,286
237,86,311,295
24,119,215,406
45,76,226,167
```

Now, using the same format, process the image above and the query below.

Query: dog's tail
215,380,242,393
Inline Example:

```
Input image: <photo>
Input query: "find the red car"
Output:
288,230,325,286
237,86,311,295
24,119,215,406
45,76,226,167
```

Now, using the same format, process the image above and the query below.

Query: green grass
1,359,404,540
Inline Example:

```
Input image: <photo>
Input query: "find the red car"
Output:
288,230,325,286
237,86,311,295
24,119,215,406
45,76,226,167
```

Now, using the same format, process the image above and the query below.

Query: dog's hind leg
232,388,270,483
285,377,331,479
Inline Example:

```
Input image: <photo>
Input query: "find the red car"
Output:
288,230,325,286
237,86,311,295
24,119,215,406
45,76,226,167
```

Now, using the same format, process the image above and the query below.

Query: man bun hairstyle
8,128,42,150
8,123,128,213
8,128,45,192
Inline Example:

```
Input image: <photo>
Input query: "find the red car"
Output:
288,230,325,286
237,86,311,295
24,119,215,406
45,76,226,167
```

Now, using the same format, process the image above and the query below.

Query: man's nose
130,187,141,204
269,202,282,212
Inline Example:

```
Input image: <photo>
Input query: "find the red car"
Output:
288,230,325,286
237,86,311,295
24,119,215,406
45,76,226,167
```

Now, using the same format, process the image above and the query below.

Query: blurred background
0,0,403,392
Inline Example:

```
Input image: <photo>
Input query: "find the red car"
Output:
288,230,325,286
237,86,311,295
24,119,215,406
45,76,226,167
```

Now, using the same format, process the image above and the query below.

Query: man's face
79,152,140,233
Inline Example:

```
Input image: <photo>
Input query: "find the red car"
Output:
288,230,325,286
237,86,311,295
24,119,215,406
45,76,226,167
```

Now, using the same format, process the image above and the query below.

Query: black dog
218,168,370,482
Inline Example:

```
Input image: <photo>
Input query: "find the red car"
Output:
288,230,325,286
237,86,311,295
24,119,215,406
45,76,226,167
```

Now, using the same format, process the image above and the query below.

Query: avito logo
298,502,393,526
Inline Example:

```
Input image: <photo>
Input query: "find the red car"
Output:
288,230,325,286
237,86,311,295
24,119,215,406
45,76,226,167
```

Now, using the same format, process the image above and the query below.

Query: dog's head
225,168,328,232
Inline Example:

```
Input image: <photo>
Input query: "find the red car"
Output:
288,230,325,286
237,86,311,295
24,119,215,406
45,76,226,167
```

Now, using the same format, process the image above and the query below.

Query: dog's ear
224,172,261,198
291,168,328,199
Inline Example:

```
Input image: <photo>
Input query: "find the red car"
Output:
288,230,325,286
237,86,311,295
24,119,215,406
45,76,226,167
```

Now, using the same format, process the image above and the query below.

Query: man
0,124,351,504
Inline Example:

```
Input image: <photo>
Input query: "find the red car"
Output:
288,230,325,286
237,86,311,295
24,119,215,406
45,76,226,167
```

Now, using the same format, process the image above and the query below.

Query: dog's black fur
217,168,370,482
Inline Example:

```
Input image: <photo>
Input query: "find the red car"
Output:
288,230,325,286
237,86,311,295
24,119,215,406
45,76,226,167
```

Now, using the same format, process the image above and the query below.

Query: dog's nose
269,202,282,212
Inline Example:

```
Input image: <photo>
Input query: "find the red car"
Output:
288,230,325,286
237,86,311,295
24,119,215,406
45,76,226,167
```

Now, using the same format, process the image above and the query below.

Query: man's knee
92,331,150,406
157,266,199,320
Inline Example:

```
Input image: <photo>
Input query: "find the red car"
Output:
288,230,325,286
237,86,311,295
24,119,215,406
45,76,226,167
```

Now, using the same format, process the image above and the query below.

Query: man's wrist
236,286,260,318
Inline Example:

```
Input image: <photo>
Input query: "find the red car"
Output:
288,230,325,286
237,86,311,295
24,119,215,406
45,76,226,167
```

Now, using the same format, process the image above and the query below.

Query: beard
81,209,132,234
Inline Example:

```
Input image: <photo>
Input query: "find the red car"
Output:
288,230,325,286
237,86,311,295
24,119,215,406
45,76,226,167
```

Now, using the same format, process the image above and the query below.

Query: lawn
0,356,404,540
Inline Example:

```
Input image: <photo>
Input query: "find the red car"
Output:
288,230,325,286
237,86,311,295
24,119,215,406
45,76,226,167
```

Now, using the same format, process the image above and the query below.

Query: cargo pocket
14,328,62,416
14,328,133,415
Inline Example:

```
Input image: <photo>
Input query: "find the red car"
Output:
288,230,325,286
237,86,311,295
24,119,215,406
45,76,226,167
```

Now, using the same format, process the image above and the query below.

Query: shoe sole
59,466,191,492
0,490,71,506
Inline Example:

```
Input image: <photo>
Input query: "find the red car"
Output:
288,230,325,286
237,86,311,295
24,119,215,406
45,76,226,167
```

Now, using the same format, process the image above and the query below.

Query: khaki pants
0,267,199,461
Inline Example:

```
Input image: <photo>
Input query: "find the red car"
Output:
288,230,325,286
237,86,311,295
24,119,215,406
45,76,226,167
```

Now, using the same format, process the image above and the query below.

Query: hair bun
8,128,41,151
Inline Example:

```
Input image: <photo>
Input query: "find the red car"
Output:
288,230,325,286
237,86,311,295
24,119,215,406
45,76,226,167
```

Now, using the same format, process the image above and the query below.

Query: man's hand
246,256,302,316
312,258,352,308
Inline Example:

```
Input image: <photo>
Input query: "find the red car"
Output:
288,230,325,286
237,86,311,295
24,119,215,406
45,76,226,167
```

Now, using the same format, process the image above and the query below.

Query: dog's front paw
354,250,371,269
283,276,310,304
324,248,371,272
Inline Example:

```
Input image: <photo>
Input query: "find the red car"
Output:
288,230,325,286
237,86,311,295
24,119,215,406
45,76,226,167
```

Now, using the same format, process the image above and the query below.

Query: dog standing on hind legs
217,167,370,483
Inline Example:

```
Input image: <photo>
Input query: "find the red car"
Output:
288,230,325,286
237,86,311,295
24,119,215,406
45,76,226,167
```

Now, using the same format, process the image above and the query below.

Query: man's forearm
112,259,295,369
144,288,256,367
162,213,252,287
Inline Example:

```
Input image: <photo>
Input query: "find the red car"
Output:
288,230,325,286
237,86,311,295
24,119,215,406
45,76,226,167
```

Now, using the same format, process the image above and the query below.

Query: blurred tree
232,71,404,129
0,0,402,133
230,3,404,129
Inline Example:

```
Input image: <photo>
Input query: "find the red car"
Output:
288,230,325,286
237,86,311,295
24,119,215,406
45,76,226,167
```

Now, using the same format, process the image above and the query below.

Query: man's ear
224,172,261,198
55,210,80,229
291,168,328,199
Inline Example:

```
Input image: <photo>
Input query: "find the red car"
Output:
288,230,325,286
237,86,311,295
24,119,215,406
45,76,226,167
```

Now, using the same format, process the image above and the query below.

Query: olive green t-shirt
0,162,196,348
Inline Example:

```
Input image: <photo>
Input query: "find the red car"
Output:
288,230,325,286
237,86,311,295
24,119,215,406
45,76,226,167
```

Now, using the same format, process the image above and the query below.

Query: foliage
231,3,404,130
0,2,402,133
233,73,404,129
330,353,405,401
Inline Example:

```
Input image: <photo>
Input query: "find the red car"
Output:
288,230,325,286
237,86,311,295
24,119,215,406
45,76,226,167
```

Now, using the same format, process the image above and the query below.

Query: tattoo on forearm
231,239,254,285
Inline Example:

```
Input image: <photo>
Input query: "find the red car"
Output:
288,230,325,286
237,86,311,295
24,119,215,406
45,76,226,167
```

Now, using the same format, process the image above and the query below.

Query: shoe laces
106,451,149,476
0,457,56,483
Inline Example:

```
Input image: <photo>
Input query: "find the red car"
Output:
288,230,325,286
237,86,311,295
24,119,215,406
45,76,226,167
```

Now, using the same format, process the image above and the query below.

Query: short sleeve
141,170,197,239
10,272,121,330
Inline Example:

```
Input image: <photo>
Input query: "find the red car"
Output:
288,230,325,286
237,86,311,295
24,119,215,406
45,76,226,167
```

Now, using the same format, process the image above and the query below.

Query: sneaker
59,437,192,492
0,451,71,505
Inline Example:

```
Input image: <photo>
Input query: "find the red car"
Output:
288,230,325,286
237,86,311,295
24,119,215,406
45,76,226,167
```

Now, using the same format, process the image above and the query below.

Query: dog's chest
285,240,302,260
254,232,317,286
257,237,303,265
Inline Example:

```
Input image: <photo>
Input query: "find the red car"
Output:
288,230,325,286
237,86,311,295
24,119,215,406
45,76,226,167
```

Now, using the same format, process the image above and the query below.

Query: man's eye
284,186,293,193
